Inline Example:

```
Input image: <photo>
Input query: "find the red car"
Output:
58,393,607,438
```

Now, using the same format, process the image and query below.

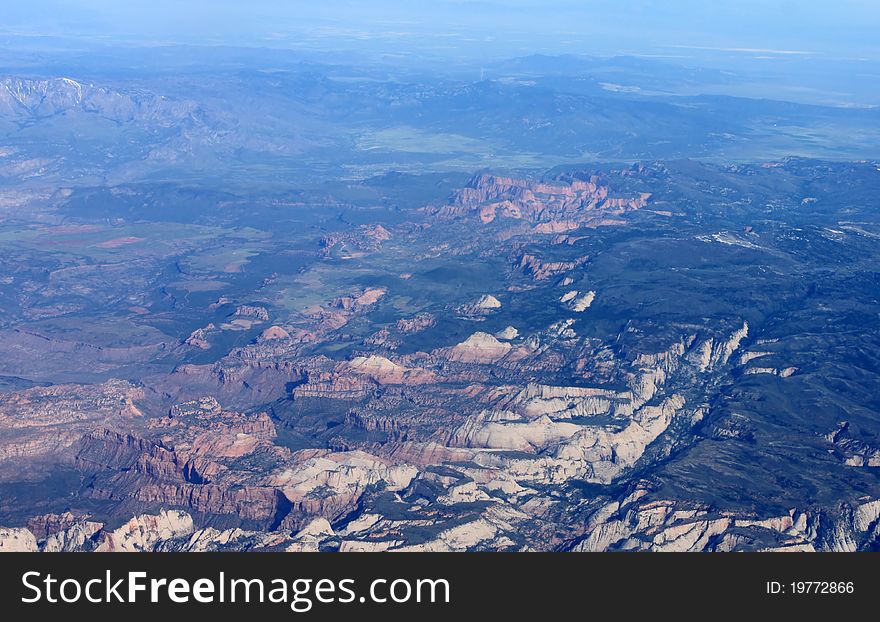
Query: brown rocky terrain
319,225,392,258
0,380,144,464
2,161,880,552
438,173,650,230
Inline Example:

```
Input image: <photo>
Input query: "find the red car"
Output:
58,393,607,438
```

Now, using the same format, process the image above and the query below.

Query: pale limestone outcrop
692,322,749,372
259,325,291,341
345,355,435,384
436,481,497,505
495,326,519,340
395,519,498,552
649,517,732,552
546,318,577,339
854,499,880,532
339,540,403,552
566,290,595,312
285,518,336,552
573,498,835,552
447,332,512,363
474,294,501,309
740,351,772,365
172,527,287,551
450,410,582,451
459,394,687,486
552,394,686,483
94,510,194,552
744,366,798,377
495,383,616,420
0,527,38,551
269,450,417,506
42,521,103,552
338,513,382,536
457,294,503,317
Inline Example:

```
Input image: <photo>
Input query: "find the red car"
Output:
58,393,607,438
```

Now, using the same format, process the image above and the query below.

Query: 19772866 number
789,582,854,594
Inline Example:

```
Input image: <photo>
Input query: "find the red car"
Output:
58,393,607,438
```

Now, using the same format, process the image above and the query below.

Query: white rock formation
740,351,772,365
339,540,403,552
493,383,616,419
568,291,595,312
575,500,814,552
553,394,686,483
436,481,496,505
0,527,38,551
95,510,194,552
174,527,283,552
394,519,498,552
447,332,511,363
42,521,103,552
285,518,336,552
457,294,502,316
854,499,880,532
475,294,502,309
744,366,798,377
692,322,749,371
269,450,417,503
346,355,434,384
451,410,582,451
495,326,519,340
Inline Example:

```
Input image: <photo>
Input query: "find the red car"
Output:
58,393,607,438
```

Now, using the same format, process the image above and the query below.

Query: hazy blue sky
3,1,879,60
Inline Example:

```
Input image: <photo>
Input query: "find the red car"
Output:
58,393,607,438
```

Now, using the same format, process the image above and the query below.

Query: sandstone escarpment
445,332,512,363
0,527,38,551
515,253,589,280
572,493,880,553
0,379,143,463
441,174,649,229
456,294,502,317
344,355,435,385
69,399,293,527
149,359,305,408
319,224,392,257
